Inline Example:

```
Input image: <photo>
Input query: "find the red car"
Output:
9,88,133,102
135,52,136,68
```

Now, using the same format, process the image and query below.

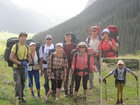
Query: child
103,60,138,105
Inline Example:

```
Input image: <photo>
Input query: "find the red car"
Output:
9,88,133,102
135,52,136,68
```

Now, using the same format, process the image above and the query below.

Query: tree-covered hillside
33,0,140,55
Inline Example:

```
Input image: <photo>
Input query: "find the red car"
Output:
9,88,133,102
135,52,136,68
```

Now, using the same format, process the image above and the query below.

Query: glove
20,61,28,67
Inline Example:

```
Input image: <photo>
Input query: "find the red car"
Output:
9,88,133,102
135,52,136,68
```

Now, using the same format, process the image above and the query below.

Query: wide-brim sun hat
78,42,87,48
56,43,63,47
117,60,124,65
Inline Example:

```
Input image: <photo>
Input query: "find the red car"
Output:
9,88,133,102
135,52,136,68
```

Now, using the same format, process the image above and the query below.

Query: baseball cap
46,35,52,39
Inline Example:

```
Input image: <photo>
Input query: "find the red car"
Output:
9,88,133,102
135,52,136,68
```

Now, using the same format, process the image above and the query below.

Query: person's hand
20,61,28,67
48,76,51,80
103,78,106,84
109,41,113,46
63,76,66,81
135,76,138,81
40,69,44,77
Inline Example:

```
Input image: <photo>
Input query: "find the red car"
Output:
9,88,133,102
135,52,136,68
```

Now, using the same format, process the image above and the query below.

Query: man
10,32,31,102
63,32,77,97
39,35,55,96
85,26,101,89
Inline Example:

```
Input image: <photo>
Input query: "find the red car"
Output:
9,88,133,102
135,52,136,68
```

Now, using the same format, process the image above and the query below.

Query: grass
101,62,140,105
0,32,100,105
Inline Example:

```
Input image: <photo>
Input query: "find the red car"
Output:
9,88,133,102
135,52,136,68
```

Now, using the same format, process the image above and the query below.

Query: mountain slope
33,0,140,54
0,0,56,33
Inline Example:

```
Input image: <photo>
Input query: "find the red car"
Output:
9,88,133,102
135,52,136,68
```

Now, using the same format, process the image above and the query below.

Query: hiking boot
38,94,41,98
83,96,87,104
116,100,120,105
89,86,94,90
120,98,124,105
55,98,60,103
74,97,78,104
69,92,74,97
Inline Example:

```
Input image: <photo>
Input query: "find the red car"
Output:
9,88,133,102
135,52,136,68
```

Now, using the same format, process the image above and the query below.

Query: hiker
103,60,138,105
86,25,101,89
27,42,41,97
44,43,68,102
9,32,31,102
39,34,55,96
71,42,95,104
63,32,77,97
99,28,117,58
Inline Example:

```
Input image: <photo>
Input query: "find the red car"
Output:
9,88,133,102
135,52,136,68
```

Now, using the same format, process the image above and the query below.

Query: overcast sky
11,0,88,21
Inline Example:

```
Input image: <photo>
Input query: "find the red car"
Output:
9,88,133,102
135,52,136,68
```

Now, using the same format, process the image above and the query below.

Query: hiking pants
89,56,101,87
44,68,50,94
75,74,89,91
13,68,26,99
28,70,40,89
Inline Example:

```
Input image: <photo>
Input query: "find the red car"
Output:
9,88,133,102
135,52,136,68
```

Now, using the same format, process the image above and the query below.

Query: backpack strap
42,45,45,54
87,36,91,46
15,43,19,60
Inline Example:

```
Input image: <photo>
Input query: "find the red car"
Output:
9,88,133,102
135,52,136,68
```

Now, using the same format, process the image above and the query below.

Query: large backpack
107,25,120,57
4,37,19,67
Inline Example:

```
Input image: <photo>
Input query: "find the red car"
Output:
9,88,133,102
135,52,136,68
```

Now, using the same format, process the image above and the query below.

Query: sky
11,0,88,22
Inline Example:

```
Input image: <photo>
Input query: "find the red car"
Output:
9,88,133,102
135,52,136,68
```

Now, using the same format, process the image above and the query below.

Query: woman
44,43,68,102
99,28,117,58
71,42,95,104
103,60,138,104
27,42,41,97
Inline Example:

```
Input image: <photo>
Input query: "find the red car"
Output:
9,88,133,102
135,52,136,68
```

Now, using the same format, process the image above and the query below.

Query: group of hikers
7,25,138,105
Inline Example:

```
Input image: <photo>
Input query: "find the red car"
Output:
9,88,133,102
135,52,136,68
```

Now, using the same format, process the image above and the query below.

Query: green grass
101,62,140,105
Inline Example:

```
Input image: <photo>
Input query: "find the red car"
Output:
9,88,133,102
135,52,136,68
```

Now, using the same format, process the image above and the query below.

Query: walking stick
136,79,139,105
104,79,108,104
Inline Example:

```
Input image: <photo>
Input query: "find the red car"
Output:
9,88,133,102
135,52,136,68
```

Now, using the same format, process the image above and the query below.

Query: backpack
4,37,19,67
114,67,127,80
107,25,120,57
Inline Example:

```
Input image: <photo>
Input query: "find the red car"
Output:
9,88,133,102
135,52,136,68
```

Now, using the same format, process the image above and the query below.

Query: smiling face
29,44,36,52
46,38,52,45
118,64,124,69
79,45,86,53
64,35,72,43
56,45,63,53
103,32,109,39
90,28,98,36
19,35,27,43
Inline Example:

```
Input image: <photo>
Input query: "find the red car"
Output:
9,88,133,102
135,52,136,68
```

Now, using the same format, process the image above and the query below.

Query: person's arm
109,39,117,52
103,69,115,81
126,68,138,80
9,45,21,65
47,55,52,80
39,46,44,76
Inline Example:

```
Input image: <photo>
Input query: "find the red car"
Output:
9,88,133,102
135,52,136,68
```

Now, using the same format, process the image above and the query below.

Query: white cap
29,42,36,46
102,28,110,35
46,35,52,39
56,43,63,47
117,60,124,65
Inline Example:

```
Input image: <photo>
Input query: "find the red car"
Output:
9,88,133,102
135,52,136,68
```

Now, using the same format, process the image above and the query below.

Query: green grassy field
101,62,140,105
0,33,100,105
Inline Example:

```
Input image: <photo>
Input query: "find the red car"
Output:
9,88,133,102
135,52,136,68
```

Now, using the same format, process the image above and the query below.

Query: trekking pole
136,79,139,105
24,66,28,105
104,79,108,105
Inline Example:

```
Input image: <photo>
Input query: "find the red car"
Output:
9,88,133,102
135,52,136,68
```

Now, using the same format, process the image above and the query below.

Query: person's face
118,64,124,69
46,38,52,44
29,44,36,52
19,35,27,43
64,35,72,42
56,45,63,52
103,33,109,39
91,28,98,36
79,45,86,53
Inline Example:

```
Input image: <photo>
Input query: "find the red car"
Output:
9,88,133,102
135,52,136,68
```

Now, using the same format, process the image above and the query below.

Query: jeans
28,70,40,89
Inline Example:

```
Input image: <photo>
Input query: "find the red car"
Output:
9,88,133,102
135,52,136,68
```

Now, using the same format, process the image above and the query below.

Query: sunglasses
46,38,52,40
79,46,85,48
92,30,97,32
